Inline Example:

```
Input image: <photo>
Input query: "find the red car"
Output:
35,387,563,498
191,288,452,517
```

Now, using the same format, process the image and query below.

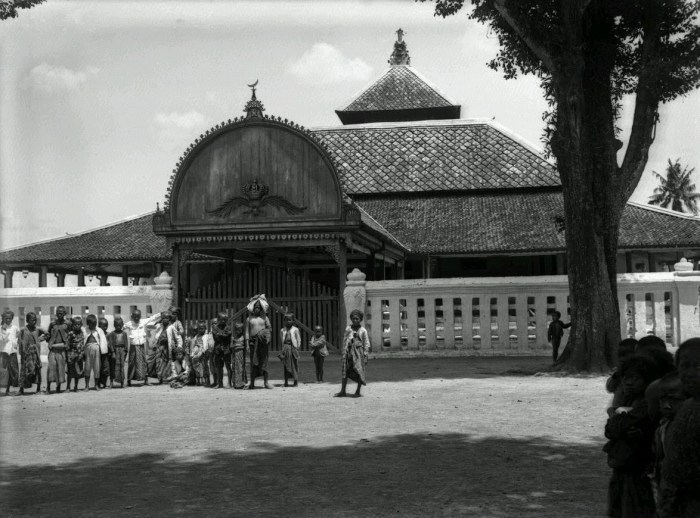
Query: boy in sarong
211,312,232,388
188,321,211,386
278,313,301,387
231,322,247,389
46,306,70,394
309,325,330,383
66,316,85,392
245,296,272,389
107,317,129,388
0,310,20,396
98,317,111,388
83,314,106,391
166,347,189,388
125,309,151,386
335,309,370,398
18,312,45,395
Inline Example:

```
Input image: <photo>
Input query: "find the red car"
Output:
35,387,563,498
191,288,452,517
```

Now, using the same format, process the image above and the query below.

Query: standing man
46,306,70,394
124,309,156,386
0,310,20,396
211,312,233,389
246,295,272,389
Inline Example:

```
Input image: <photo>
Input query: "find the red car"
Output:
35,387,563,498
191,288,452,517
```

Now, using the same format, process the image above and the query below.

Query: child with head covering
211,312,233,389
335,309,370,398
97,317,111,388
0,310,20,395
46,306,70,394
166,347,190,389
246,295,272,389
188,320,211,386
107,316,130,388
18,311,45,395
66,316,85,392
309,325,330,383
231,322,247,389
83,314,106,391
659,338,700,518
606,338,638,410
604,355,661,518
278,313,301,387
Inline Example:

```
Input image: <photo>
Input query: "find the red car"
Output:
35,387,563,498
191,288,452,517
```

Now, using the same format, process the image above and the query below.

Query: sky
1,0,699,252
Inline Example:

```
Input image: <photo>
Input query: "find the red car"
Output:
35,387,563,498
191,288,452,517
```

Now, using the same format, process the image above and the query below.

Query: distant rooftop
335,30,461,125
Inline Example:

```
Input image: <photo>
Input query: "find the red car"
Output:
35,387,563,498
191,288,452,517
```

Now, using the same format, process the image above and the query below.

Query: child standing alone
548,311,571,363
309,325,330,383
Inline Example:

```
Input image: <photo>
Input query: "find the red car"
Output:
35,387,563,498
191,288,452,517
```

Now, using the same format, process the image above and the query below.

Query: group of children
603,335,700,518
0,295,372,398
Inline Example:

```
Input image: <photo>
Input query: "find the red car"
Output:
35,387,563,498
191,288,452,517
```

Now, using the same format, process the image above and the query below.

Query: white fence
362,272,700,355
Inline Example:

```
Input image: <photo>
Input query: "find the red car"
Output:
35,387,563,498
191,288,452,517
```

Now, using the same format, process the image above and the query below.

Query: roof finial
244,80,265,119
389,28,410,66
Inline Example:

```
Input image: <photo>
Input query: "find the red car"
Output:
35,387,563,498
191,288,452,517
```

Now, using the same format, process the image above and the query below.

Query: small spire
244,80,265,119
388,28,410,66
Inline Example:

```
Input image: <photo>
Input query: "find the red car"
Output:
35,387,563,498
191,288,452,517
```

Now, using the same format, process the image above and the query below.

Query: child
212,312,232,389
278,313,301,387
335,309,370,398
604,355,660,518
246,296,272,390
309,325,330,383
83,314,106,391
0,310,20,396
185,325,197,385
648,372,685,508
148,311,178,384
107,317,130,388
46,306,70,394
18,311,45,395
231,322,247,389
66,316,85,392
188,321,211,387
547,311,571,363
659,338,700,518
98,317,111,388
166,347,190,389
606,338,639,410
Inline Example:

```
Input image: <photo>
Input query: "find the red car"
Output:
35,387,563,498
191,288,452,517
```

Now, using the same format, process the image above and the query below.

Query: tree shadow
1,432,607,517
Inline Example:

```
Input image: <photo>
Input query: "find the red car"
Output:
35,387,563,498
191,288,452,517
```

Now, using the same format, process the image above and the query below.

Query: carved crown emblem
208,178,307,217
243,179,269,201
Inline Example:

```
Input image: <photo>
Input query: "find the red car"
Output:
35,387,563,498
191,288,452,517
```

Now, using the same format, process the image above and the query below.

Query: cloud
153,110,206,149
288,43,373,85
26,63,99,93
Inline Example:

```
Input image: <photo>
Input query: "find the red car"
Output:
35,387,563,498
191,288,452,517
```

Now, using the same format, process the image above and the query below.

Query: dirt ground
0,356,611,517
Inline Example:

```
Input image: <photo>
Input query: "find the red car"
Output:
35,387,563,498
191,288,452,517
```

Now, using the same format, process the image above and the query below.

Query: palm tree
648,159,700,215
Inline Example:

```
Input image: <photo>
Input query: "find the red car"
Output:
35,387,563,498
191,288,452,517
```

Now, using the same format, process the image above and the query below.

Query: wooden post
56,273,66,287
172,245,180,306
3,269,13,288
77,268,85,287
39,266,48,287
99,274,108,286
122,265,129,286
397,261,405,280
625,252,633,273
648,252,656,273
338,239,347,347
366,252,375,281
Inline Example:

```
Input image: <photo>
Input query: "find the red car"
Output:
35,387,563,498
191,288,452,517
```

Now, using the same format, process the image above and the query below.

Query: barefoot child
166,347,190,389
0,310,20,396
46,306,70,394
246,296,272,389
278,313,301,387
547,311,571,363
66,316,85,392
231,322,247,389
211,312,232,389
98,317,111,388
107,317,129,388
309,325,329,383
335,309,370,398
18,312,45,395
84,314,106,391
188,321,211,387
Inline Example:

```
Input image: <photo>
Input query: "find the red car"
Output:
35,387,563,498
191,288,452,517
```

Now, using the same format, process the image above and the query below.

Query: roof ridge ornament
244,79,265,118
388,28,410,66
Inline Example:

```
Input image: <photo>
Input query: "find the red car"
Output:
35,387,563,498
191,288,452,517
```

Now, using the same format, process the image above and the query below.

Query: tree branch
620,2,663,202
491,0,558,74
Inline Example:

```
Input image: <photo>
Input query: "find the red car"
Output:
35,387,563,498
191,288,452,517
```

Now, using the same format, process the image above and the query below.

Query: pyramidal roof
336,29,461,125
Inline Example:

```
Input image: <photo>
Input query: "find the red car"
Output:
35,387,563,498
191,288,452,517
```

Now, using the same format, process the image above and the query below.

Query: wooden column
121,265,129,286
56,273,66,287
648,252,656,273
625,252,633,273
3,269,13,288
77,268,85,287
398,261,405,280
39,266,48,287
381,245,387,280
99,274,109,286
366,252,376,281
338,239,347,347
172,245,180,305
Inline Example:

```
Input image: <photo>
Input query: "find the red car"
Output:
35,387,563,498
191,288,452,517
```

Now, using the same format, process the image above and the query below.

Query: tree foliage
421,0,700,372
649,159,700,214
1,0,45,21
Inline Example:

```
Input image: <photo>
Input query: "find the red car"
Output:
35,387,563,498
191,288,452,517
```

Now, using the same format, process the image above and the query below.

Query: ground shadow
1,432,607,517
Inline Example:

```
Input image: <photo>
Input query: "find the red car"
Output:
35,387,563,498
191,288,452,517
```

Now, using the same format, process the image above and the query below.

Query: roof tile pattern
312,122,560,194
0,214,170,264
339,66,454,112
356,192,700,254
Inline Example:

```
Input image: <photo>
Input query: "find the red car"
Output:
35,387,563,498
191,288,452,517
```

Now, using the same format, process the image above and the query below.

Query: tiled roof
355,192,700,255
357,205,407,250
0,213,170,265
312,120,560,194
337,66,456,112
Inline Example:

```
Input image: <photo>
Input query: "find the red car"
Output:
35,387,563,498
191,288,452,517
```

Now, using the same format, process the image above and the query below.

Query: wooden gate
183,265,339,351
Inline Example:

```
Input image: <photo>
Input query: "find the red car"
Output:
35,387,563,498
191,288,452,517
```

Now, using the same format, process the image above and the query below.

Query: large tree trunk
551,3,623,372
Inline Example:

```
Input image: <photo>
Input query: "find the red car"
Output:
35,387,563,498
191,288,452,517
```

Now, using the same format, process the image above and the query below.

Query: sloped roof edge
626,200,700,220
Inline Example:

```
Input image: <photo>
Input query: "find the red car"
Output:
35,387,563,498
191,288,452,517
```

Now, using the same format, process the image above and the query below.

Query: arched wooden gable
154,113,350,236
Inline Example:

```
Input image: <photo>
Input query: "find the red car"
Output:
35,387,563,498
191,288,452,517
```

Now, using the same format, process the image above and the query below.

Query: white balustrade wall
362,272,700,354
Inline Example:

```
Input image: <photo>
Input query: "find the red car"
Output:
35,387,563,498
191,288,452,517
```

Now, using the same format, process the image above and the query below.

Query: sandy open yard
0,356,611,517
